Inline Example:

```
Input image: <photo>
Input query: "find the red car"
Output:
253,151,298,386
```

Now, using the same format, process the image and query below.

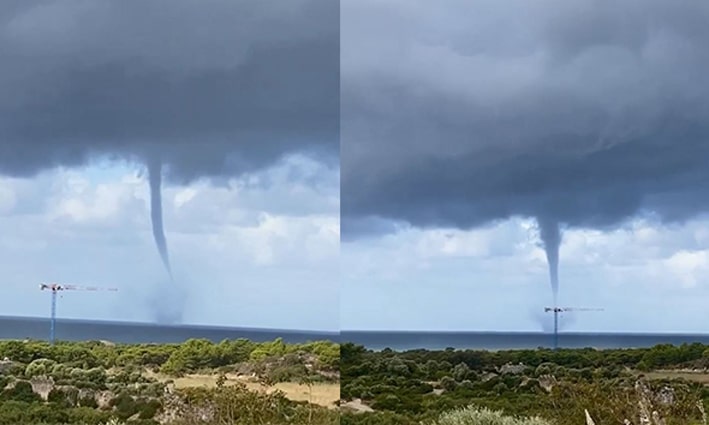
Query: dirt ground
148,372,340,407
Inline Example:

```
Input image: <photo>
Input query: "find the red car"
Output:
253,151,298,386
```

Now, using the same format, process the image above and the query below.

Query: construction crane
544,306,604,350
39,283,118,345
544,307,604,313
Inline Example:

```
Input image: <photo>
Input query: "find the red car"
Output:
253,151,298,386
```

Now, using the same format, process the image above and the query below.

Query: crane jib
38,282,118,345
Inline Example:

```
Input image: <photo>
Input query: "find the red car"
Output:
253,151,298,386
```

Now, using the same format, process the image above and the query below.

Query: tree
161,339,218,375
452,362,471,382
440,376,457,392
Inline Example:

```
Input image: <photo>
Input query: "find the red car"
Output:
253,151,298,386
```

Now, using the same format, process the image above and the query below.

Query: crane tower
39,283,118,345
544,306,604,350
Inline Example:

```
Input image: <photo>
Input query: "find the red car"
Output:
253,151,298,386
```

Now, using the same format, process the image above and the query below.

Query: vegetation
0,337,339,425
340,342,709,425
165,380,339,425
436,406,551,425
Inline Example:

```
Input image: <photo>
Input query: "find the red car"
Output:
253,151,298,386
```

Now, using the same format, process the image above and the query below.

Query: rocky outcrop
655,386,675,406
499,363,526,375
78,388,95,401
29,376,55,401
340,399,374,414
156,393,215,424
96,390,115,409
538,374,557,393
538,375,558,393
0,359,16,374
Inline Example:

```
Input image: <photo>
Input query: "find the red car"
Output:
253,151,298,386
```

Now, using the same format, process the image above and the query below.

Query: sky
340,0,709,333
5,0,709,335
0,157,338,331
0,0,339,331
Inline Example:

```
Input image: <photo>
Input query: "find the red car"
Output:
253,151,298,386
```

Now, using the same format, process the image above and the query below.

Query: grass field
147,372,340,407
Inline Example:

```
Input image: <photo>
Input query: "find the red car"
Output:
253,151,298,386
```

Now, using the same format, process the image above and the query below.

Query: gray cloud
341,0,709,237
0,0,339,179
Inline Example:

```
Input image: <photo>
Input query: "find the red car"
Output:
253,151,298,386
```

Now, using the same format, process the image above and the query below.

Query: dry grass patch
152,373,339,407
642,370,709,385
261,382,339,407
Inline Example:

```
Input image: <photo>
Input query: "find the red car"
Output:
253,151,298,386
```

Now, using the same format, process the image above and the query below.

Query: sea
3,317,709,351
341,331,709,351
0,316,338,344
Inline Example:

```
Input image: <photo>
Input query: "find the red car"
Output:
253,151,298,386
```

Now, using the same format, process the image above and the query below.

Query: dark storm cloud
0,0,339,179
341,0,709,237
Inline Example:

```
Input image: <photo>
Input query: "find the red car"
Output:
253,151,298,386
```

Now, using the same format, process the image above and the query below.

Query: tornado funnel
147,158,173,280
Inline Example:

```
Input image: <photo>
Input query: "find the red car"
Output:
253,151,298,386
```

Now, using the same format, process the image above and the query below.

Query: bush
440,376,457,391
267,364,310,383
436,406,552,425
48,387,78,407
173,382,338,425
25,358,57,377
110,392,139,420
66,406,113,424
1,380,41,403
138,398,161,419
26,403,70,424
79,393,100,408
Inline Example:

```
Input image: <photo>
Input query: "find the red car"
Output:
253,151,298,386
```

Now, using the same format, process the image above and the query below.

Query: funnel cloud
538,218,561,305
147,158,172,280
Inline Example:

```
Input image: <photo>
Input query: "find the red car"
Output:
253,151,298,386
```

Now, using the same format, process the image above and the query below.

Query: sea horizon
341,330,709,351
5,315,707,351
0,315,339,344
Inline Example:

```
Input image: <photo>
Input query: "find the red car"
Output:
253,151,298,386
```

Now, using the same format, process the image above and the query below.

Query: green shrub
436,406,552,425
25,358,57,377
79,393,99,408
110,392,139,420
173,383,338,425
26,402,70,424
1,380,41,403
138,398,161,419
48,387,75,407
66,406,113,424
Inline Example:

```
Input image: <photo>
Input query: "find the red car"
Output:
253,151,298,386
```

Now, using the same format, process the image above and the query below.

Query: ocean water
0,316,338,344
341,331,709,351
5,316,707,351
